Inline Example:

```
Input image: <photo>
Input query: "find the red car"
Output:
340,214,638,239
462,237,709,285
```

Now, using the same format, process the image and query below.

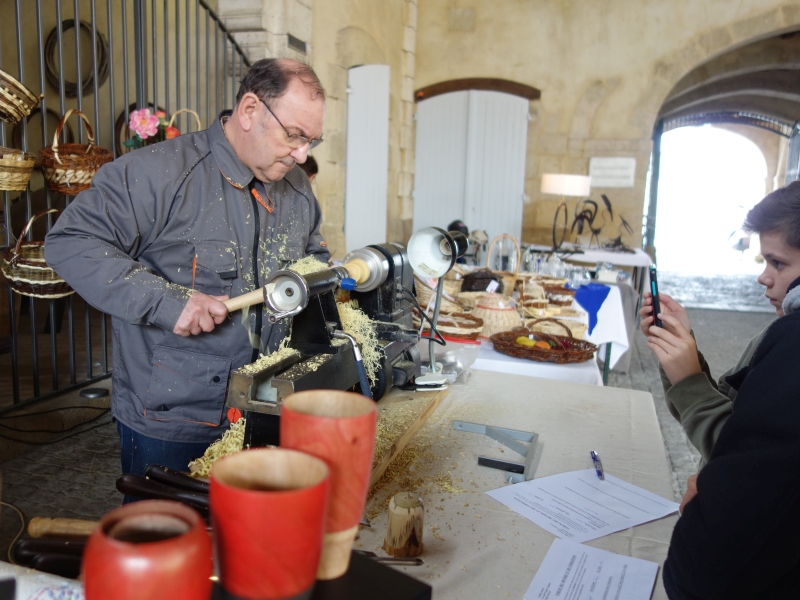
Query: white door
344,65,390,252
412,90,529,244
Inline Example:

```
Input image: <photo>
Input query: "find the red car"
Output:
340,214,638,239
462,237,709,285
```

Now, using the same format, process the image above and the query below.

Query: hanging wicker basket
0,146,35,191
167,108,203,131
491,328,597,364
40,109,113,195
471,293,521,338
0,68,42,125
486,234,521,299
1,209,74,299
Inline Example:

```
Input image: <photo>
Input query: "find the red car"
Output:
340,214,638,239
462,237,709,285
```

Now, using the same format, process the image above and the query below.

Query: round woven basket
0,68,42,125
1,209,74,299
457,291,488,310
414,274,463,313
40,109,113,195
524,317,588,340
543,284,576,306
471,293,521,338
414,311,483,341
491,328,597,364
0,146,35,191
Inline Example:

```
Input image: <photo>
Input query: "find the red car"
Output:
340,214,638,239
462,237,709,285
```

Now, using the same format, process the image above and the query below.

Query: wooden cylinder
383,492,424,558
28,517,98,539
222,288,264,313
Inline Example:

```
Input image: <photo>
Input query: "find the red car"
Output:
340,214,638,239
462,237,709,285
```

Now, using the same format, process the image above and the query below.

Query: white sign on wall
589,157,637,188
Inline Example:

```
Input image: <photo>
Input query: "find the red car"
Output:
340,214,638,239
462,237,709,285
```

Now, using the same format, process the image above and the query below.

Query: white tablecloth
362,370,677,600
471,284,629,384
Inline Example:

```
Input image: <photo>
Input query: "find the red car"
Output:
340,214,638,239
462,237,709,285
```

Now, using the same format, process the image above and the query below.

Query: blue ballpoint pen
590,450,604,480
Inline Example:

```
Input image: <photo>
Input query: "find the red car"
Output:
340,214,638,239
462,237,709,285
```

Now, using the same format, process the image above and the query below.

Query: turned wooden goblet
83,500,212,600
281,389,378,579
210,448,330,600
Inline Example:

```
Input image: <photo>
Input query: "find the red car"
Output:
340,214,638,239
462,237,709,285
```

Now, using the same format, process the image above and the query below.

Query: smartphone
649,265,662,328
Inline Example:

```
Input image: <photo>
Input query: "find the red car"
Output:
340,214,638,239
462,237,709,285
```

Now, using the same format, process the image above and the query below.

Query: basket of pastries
543,283,576,306
490,327,597,364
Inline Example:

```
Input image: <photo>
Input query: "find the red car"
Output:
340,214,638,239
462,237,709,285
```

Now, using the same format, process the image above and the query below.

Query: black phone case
649,266,662,328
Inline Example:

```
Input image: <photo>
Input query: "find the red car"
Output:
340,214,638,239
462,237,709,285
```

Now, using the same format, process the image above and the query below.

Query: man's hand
679,474,698,516
647,313,702,384
172,292,229,337
639,291,692,336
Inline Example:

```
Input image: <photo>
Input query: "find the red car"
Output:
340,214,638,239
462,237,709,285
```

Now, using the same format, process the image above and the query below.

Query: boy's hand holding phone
639,292,692,336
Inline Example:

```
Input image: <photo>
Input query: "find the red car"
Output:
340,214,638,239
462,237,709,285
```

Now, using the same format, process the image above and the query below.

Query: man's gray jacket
45,114,329,443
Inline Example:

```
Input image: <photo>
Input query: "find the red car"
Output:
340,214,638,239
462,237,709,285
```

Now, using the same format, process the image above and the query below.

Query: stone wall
415,1,800,248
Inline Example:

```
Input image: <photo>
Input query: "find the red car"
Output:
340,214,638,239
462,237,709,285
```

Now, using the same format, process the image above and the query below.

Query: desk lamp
407,227,469,385
541,174,592,251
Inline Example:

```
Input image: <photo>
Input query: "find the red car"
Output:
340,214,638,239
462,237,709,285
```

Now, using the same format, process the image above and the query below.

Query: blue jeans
117,420,210,503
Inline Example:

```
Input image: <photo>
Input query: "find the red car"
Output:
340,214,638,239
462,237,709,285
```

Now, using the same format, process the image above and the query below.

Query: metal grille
0,0,250,407
662,111,793,138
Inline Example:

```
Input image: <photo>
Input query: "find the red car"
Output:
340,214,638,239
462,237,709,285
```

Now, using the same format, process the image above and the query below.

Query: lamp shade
541,174,591,197
407,227,469,278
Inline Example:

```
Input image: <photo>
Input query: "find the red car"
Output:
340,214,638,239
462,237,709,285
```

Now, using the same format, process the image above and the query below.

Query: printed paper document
525,538,658,600
486,469,679,543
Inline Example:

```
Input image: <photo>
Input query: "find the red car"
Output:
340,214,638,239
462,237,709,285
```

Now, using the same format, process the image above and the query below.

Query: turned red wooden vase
210,447,330,599
281,389,377,579
83,500,212,600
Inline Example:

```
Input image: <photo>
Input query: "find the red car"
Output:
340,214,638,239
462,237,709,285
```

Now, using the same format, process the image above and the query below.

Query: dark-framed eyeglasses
260,98,324,150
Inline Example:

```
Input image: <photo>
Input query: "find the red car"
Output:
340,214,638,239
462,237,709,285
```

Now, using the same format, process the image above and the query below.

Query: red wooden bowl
210,448,329,599
83,500,212,600
281,390,377,579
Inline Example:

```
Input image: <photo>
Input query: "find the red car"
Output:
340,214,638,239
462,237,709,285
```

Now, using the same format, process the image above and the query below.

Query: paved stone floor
0,307,776,560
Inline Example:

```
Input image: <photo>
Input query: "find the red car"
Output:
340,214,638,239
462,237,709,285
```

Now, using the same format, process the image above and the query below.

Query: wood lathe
223,242,423,446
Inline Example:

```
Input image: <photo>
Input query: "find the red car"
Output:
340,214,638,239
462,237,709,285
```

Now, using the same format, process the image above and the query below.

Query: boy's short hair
744,181,800,249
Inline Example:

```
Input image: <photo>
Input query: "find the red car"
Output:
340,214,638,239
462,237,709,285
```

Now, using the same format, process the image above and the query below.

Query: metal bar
195,0,200,122
185,0,189,130
484,426,531,458
214,21,219,114
222,29,227,109
175,0,180,118
107,0,117,158
164,0,169,116
56,0,67,118
152,0,158,114
477,457,525,474
68,295,76,384
133,0,146,108
85,304,92,379
122,0,130,132
602,342,612,385
91,0,100,140
0,373,112,417
198,0,251,69
644,119,663,250
15,0,41,400
74,0,83,137
205,9,209,127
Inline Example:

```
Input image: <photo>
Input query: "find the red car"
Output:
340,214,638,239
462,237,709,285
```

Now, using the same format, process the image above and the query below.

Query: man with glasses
46,59,330,485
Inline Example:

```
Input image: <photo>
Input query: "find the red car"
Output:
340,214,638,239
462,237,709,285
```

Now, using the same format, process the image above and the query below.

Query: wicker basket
524,317,588,340
167,108,203,131
471,293,521,338
0,68,42,125
1,209,74,299
458,290,488,310
414,311,484,341
414,274,463,313
0,146,35,191
491,328,597,364
543,284,576,306
40,109,113,195
486,234,521,298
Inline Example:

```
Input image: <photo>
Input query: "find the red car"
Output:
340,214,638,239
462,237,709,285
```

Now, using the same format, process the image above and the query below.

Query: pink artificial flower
129,108,159,139
165,126,180,139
